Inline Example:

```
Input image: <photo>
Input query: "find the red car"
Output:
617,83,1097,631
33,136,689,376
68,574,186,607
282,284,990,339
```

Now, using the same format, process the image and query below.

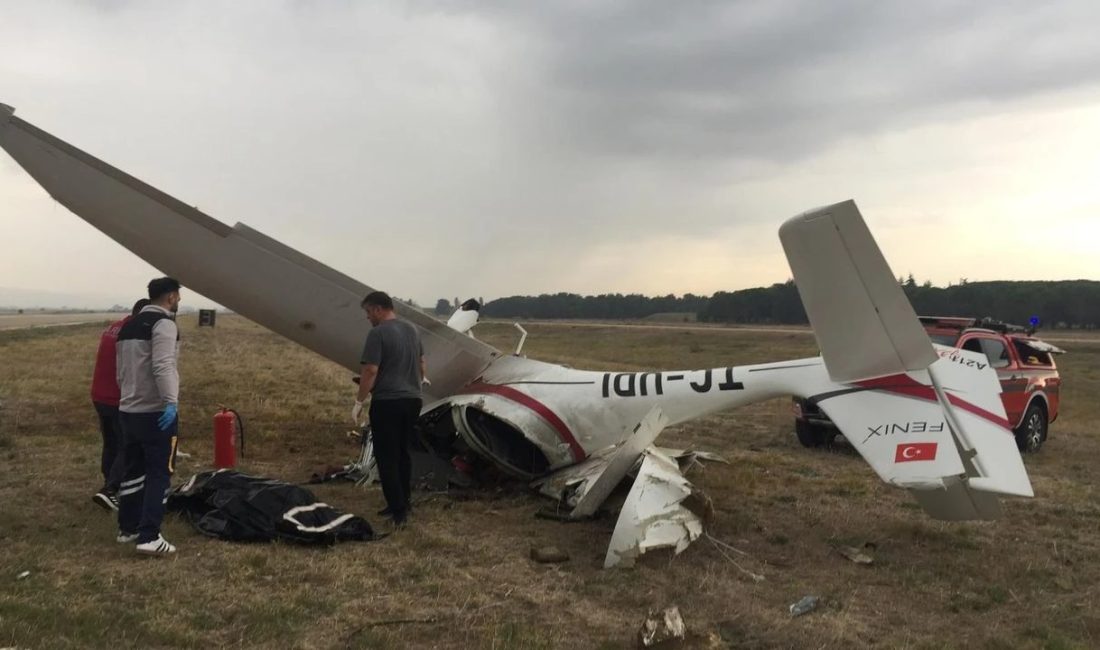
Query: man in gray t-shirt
353,291,426,526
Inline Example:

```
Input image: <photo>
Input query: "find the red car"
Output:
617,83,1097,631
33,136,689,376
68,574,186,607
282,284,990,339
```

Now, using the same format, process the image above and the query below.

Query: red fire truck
794,317,1064,452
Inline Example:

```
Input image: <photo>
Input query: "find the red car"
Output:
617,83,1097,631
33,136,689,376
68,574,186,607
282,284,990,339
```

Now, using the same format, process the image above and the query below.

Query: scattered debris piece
638,606,686,648
605,449,705,568
789,595,820,617
836,545,874,565
15,571,30,581
530,546,570,564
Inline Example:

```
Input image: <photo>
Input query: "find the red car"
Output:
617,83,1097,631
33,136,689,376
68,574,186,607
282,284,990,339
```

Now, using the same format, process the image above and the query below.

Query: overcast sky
2,0,1098,309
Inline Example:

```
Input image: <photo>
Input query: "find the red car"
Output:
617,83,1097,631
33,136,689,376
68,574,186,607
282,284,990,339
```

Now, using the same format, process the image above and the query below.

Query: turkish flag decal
895,442,938,463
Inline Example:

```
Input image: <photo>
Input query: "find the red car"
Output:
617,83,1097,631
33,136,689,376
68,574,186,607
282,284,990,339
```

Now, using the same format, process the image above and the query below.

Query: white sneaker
93,492,120,512
117,531,139,543
135,535,176,555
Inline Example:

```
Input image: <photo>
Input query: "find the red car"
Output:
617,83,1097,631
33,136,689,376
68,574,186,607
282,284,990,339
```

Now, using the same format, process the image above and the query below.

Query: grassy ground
1,316,1098,649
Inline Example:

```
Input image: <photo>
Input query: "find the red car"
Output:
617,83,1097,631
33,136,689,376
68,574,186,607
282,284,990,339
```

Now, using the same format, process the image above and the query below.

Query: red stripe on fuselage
456,383,586,462
855,374,1011,429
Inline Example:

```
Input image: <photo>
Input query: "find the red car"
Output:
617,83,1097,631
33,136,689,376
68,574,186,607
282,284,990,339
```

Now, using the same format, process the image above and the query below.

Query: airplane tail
780,201,1032,519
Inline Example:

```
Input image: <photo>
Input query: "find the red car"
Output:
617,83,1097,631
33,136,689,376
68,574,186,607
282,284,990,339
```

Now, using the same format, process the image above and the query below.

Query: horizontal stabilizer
815,372,967,487
779,200,938,383
813,347,1031,519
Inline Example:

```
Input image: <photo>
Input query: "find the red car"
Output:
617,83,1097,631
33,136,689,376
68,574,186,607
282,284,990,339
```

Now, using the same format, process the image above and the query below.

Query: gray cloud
1,0,1098,307
466,0,1100,161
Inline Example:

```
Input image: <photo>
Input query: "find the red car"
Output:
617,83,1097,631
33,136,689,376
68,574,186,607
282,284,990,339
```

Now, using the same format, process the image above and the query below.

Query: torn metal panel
604,447,706,569
530,407,670,517
531,447,615,505
570,406,668,518
656,447,729,473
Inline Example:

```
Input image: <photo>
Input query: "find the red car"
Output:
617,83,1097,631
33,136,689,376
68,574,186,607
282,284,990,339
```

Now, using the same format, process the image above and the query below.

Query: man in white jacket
115,277,182,555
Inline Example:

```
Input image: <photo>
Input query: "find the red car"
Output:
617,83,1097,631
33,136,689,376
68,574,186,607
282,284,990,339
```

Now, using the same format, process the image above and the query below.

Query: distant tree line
482,293,709,320
476,279,1100,329
897,278,1100,329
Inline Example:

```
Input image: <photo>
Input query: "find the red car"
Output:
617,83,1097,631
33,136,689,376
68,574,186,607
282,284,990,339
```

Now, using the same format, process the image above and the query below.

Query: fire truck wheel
1014,401,1047,453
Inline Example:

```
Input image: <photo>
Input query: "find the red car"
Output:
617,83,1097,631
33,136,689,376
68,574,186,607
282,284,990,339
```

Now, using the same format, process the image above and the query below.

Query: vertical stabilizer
779,200,938,383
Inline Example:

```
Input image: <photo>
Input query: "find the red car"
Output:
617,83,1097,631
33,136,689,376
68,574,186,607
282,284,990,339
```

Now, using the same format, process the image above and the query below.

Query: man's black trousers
117,411,178,543
369,398,421,520
93,401,126,494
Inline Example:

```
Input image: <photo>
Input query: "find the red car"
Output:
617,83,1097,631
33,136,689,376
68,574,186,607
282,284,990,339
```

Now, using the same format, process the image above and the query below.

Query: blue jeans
117,411,178,543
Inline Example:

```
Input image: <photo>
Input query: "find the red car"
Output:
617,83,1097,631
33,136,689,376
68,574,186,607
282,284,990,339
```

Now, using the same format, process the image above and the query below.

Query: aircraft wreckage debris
0,105,1039,573
637,606,686,648
788,595,821,617
604,447,710,568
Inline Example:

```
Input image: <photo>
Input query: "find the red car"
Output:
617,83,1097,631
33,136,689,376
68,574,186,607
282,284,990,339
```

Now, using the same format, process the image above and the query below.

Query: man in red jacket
90,298,149,511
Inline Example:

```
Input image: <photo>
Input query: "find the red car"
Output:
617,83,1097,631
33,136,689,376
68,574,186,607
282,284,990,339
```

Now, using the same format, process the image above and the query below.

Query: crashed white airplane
0,103,1033,567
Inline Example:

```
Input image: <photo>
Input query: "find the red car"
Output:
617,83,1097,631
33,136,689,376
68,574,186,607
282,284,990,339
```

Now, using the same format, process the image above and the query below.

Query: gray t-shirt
360,318,424,400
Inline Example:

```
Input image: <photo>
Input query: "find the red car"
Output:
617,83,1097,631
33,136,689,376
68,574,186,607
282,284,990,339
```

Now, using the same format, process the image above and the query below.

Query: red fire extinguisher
213,407,245,469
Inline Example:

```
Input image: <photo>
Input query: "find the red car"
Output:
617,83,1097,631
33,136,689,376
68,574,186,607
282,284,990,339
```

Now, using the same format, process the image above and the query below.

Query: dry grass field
1,315,1098,649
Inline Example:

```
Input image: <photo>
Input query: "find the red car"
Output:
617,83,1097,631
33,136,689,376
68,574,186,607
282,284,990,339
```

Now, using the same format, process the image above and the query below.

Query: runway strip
0,312,116,331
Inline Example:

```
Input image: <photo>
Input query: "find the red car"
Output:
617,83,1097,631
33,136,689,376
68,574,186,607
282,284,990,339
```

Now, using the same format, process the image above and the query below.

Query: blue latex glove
158,403,178,431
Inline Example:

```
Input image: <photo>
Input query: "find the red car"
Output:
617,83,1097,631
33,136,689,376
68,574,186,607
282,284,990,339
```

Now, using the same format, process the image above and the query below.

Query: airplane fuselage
438,354,834,478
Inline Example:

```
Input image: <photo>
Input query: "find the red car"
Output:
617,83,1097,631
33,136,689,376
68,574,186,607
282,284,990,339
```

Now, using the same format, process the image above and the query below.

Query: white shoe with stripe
135,535,176,555
93,492,119,512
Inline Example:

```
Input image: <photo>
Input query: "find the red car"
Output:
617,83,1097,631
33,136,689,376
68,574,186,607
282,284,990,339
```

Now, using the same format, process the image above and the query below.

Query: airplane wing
0,103,501,400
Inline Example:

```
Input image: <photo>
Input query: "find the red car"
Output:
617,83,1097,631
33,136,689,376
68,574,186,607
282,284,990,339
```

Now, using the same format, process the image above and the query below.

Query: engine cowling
448,392,577,478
